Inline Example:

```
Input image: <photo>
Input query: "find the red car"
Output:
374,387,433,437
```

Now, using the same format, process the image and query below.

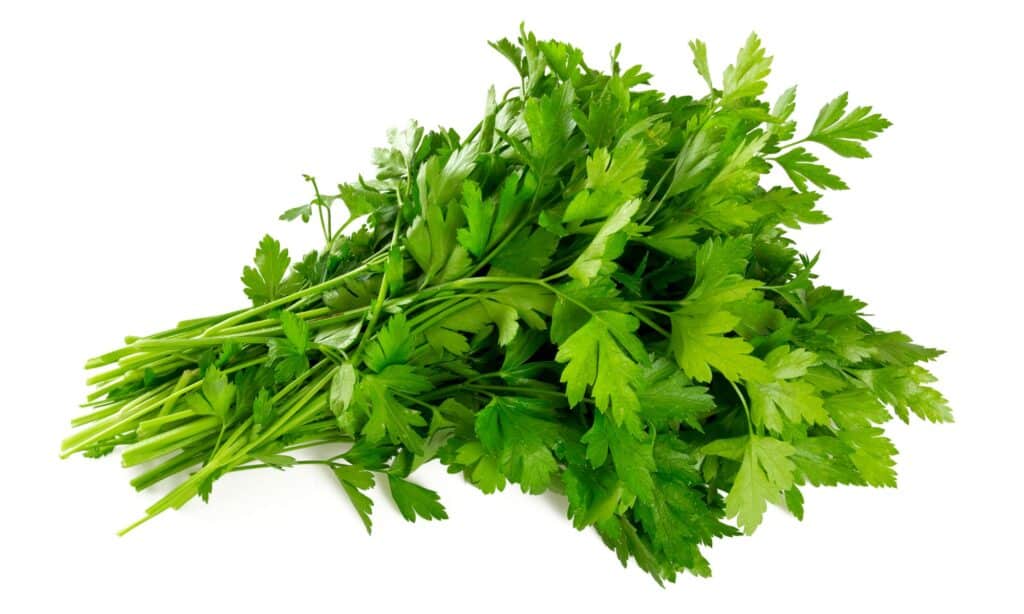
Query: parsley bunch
65,28,950,583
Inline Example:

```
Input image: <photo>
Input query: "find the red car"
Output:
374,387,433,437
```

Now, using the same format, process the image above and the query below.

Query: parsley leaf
775,147,848,191
568,198,640,284
689,39,713,90
267,311,310,382
241,235,300,305
556,309,648,429
359,372,428,455
708,435,797,534
722,33,772,105
582,413,655,502
808,92,892,158
456,180,491,258
387,475,448,522
334,464,375,534
748,345,828,433
475,396,562,494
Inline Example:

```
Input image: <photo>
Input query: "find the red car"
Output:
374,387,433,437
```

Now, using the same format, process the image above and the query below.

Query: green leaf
252,388,274,431
722,33,772,105
189,365,236,420
441,297,519,346
279,203,313,223
406,176,466,283
790,436,863,486
555,310,648,428
748,346,828,433
725,436,797,534
333,464,375,534
267,312,310,382
452,441,507,494
670,237,767,383
574,91,622,149
363,313,415,373
564,465,623,529
808,92,892,158
474,396,561,494
635,442,737,576
689,39,713,89
769,86,798,141
524,82,577,177
456,180,491,258
489,226,558,278
329,362,358,419
341,440,397,471
855,365,953,423
750,187,828,229
641,221,699,260
314,321,362,352
251,453,296,469
567,198,640,284
666,127,720,197
323,277,379,312
361,374,427,455
279,311,309,350
338,182,388,217
564,141,647,222
387,475,448,522
373,364,432,395
241,235,300,305
670,309,766,383
687,236,762,306
440,286,553,348
700,436,748,461
637,358,715,430
418,142,479,209
840,427,898,487
775,147,848,191
582,413,655,502
424,327,470,355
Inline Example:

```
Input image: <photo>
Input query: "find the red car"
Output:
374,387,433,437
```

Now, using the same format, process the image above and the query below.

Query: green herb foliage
65,27,948,584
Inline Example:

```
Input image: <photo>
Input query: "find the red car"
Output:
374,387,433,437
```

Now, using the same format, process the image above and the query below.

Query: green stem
198,254,385,339
309,176,332,242
634,311,671,338
728,379,755,436
63,357,265,457
121,416,221,467
350,207,403,365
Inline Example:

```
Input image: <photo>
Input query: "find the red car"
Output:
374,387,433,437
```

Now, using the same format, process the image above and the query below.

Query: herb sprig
65,27,949,584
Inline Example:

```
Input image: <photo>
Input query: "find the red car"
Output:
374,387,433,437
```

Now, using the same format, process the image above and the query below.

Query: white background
2,1,1020,611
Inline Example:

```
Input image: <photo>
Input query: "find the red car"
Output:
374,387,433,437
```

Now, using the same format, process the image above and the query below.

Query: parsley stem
121,417,221,467
728,379,755,436
231,458,341,472
86,353,182,385
62,357,266,458
70,404,121,428
197,254,386,340
409,297,477,334
633,311,671,338
309,176,332,242
216,306,331,334
466,384,567,401
635,304,674,317
350,208,402,365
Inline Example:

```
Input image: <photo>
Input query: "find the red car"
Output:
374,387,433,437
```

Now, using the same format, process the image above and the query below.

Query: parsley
66,27,950,585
